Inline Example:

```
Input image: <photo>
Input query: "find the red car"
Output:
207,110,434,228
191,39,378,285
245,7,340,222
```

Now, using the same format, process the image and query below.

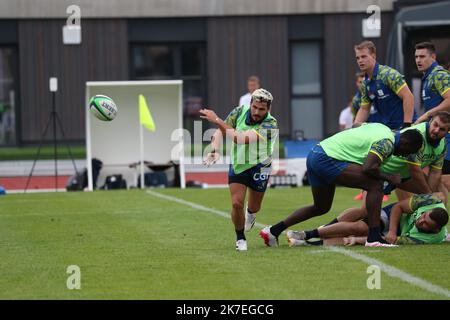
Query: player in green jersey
286,193,448,246
200,88,278,251
337,112,450,227
259,123,423,248
387,111,450,201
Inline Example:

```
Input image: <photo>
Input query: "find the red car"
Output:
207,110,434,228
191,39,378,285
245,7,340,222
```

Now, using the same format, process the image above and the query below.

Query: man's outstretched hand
384,231,398,244
199,108,219,124
203,151,220,167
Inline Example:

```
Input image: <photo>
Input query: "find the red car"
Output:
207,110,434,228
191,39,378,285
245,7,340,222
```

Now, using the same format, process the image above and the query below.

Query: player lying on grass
287,193,449,246
260,122,423,247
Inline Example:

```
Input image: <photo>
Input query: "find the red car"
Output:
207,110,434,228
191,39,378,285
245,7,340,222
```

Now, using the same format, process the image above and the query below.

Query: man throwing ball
200,88,278,251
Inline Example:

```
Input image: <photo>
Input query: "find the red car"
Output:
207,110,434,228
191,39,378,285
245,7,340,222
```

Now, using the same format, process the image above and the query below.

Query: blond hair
354,41,376,55
247,75,260,83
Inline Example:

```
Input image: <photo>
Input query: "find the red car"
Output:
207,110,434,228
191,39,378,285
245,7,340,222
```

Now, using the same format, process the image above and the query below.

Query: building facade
1,0,446,147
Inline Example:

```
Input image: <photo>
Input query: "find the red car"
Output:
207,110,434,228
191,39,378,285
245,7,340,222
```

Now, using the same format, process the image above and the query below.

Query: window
290,42,323,140
0,46,18,146
133,46,174,78
130,43,206,134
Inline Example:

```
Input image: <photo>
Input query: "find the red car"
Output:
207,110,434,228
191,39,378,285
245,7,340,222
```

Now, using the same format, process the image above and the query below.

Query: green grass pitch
0,187,449,299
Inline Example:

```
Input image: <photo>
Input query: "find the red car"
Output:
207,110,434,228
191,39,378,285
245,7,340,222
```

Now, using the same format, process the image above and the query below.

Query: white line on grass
146,189,230,219
146,189,450,298
327,246,450,298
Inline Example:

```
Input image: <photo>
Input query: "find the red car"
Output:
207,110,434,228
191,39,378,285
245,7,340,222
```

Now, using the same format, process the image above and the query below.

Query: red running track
0,172,229,191
0,176,71,190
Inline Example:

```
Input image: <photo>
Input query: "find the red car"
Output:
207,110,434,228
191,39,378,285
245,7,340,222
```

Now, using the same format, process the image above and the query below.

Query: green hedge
0,142,286,161
0,146,86,161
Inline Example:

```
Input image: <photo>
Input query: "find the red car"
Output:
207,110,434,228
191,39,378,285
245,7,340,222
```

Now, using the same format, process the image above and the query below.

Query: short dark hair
429,207,449,229
444,62,450,71
355,41,376,55
415,42,436,55
400,129,423,152
433,111,450,125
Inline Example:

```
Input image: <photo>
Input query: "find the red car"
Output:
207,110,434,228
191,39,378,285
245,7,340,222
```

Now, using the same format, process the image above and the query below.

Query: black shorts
362,204,401,236
228,164,271,192
442,159,450,175
362,217,386,232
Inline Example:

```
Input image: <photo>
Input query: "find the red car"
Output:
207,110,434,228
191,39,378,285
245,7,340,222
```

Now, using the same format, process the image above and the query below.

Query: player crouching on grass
199,89,278,251
287,193,449,246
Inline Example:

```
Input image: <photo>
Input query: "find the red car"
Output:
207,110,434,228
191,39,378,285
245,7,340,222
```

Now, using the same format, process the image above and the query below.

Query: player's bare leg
323,236,367,246
395,188,412,201
442,175,450,192
229,183,248,250
438,180,449,205
337,207,367,222
267,164,381,236
323,206,368,227
263,184,336,246
262,163,388,247
316,220,369,239
288,219,368,246
245,188,265,231
283,184,336,227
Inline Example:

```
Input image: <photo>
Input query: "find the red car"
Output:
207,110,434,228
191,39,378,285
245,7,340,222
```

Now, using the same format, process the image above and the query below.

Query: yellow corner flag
139,94,156,132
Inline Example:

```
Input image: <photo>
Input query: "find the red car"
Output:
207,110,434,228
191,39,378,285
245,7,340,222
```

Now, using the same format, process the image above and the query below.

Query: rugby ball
89,95,118,121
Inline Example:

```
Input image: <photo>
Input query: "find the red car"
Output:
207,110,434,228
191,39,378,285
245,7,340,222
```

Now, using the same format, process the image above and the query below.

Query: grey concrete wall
0,0,394,18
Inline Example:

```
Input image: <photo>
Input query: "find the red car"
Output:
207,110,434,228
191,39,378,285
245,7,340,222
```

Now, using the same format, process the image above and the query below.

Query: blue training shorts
380,203,401,236
306,145,349,188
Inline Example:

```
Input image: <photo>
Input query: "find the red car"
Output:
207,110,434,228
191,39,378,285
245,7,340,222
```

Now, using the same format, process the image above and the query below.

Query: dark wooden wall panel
323,12,393,136
16,13,397,143
18,19,128,143
207,16,290,137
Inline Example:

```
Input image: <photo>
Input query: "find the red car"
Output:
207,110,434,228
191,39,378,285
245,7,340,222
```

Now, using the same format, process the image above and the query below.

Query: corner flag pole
138,94,156,190
139,118,145,190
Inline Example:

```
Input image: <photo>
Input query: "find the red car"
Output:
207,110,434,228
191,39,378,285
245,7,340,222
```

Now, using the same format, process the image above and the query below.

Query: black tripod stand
24,79,79,192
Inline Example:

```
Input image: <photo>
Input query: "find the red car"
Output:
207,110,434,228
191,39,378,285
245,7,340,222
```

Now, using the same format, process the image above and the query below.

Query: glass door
290,42,323,140
0,46,18,146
